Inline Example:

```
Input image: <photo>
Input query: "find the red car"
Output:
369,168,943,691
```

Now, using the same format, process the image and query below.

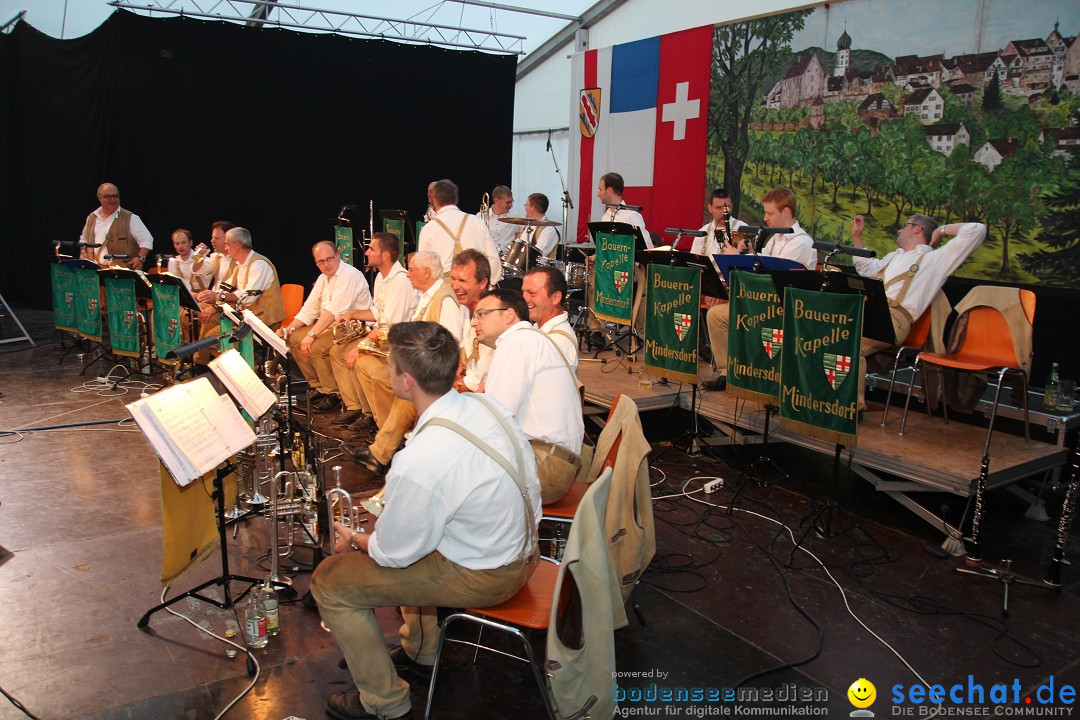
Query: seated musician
312,320,541,720
191,220,236,341
689,188,747,258
329,232,417,432
851,213,987,410
418,179,502,285
517,193,561,258
702,186,817,391
193,227,285,363
472,288,583,504
449,250,494,393
521,265,578,368
477,185,517,254
79,183,153,270
343,251,461,475
276,241,372,413
167,229,211,292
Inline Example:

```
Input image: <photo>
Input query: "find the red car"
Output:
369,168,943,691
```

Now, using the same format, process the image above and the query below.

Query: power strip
703,478,723,494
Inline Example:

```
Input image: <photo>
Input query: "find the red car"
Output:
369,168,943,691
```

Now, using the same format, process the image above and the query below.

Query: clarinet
1044,443,1079,587
965,453,990,566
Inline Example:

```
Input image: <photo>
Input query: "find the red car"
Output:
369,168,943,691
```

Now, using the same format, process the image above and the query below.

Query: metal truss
108,0,528,54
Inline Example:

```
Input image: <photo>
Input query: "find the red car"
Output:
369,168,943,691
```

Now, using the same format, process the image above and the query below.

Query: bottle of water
261,581,280,636
1044,362,1060,412
244,592,268,648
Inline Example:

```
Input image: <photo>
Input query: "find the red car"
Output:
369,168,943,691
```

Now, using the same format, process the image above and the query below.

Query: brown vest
417,279,458,326
226,250,286,328
82,208,138,260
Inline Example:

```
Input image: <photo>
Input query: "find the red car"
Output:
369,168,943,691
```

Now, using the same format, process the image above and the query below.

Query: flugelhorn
326,465,361,555
332,319,371,345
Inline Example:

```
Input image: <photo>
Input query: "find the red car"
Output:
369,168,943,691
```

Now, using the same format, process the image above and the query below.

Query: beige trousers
287,324,338,394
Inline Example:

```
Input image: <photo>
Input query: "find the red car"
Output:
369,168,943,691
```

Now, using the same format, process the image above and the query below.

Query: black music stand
586,221,649,359
769,270,895,346
55,257,100,363
380,209,416,260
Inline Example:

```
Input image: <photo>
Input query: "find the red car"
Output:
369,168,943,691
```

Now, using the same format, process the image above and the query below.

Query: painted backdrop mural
707,0,1080,288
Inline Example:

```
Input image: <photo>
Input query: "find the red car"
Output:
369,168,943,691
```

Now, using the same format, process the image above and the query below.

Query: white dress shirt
419,205,503,285
479,211,519,254
229,251,275,307
167,254,211,291
520,221,560,257
461,314,494,392
294,261,372,326
602,205,651,249
411,278,463,343
367,390,542,570
485,321,584,454
761,220,817,270
372,262,417,326
853,222,987,321
691,218,748,257
537,313,578,371
80,207,154,264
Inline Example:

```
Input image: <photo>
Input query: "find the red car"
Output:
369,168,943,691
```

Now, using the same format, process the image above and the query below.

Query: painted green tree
1020,152,1080,282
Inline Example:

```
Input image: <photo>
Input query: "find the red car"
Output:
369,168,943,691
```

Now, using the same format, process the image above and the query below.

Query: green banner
726,271,785,405
778,288,863,446
152,283,183,361
643,264,700,384
335,225,354,266
592,232,635,324
218,314,254,367
50,264,77,332
73,266,102,342
384,219,406,267
104,277,140,357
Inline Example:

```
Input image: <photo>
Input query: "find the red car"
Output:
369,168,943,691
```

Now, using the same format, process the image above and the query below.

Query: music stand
380,209,415,262
769,270,895,346
145,272,203,381
586,221,649,359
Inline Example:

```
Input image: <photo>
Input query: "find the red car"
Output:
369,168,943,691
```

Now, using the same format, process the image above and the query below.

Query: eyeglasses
473,307,508,318
98,194,119,200
314,257,337,266
902,222,918,229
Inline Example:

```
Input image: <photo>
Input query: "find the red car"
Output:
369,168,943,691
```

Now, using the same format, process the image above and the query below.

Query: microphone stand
545,130,574,266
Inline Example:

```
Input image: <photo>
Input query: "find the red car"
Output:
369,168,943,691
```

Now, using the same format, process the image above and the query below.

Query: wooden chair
423,468,615,720
900,287,1036,455
280,283,304,328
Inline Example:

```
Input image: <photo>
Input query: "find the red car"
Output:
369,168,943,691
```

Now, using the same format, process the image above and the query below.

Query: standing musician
329,232,417,433
701,186,817,391
517,193,561,258
418,179,502,285
79,182,153,269
473,288,583,504
689,188,748,258
344,251,461,476
312,320,541,720
276,241,373,414
477,185,518,254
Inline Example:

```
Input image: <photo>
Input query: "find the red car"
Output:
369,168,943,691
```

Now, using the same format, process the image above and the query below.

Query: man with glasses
79,182,153,269
277,240,372,413
472,288,584,504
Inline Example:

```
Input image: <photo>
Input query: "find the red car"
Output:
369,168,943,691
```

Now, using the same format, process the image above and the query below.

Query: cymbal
499,217,561,227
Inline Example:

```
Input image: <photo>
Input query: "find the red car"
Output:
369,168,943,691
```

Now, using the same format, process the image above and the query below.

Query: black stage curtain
0,10,515,308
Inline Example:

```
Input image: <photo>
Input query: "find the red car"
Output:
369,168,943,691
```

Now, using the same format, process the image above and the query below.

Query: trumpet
327,465,361,554
333,319,371,345
479,192,491,225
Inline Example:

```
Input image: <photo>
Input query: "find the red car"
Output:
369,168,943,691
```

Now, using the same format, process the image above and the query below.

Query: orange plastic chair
880,307,934,427
280,283,304,328
901,289,1035,455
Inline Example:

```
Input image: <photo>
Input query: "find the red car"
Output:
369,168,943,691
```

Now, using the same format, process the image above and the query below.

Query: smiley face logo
848,678,876,709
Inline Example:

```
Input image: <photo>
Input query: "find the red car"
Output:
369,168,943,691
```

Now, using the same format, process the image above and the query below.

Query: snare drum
565,262,587,289
503,239,542,276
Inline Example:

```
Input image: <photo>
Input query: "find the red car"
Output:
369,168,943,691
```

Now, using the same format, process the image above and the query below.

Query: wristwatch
307,331,317,338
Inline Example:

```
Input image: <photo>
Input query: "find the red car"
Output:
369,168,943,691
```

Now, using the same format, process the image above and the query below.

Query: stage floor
1,312,1079,719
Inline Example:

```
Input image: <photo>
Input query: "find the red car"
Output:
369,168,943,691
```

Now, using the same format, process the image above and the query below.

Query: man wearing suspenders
312,321,541,720
417,178,502,285
522,265,578,369
473,288,584,505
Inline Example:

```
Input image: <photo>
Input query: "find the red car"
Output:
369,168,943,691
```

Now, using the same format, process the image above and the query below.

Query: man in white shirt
852,213,987,410
702,186,817,391
166,229,210,292
597,172,650,248
474,288,584,504
78,183,153,269
330,233,417,430
450,249,493,393
276,241,373,412
690,188,748,258
517,193,561,258
346,251,461,475
478,185,517,253
312,320,540,720
418,179,502,285
192,221,235,328
522,265,578,369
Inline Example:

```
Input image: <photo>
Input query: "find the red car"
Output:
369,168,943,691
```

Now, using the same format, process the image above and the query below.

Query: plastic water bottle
261,581,280,636
244,592,268,648
1044,362,1060,411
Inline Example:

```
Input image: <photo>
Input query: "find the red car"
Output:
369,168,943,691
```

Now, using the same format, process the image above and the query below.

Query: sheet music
126,377,256,486
243,308,289,357
209,348,276,419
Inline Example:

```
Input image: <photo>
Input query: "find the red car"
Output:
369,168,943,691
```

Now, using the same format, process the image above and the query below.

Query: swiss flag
569,25,713,244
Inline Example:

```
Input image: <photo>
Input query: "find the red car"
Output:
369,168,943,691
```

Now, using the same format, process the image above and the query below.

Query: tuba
332,319,371,345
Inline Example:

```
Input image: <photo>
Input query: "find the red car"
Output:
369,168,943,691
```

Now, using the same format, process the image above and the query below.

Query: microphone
812,241,876,258
230,323,254,343
78,242,102,248
606,202,643,212
546,131,552,152
105,254,131,260
165,335,219,360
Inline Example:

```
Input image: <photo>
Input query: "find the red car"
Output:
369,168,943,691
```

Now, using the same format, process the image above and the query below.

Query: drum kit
497,217,587,290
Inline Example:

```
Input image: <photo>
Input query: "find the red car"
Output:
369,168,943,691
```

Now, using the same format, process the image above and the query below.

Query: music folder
640,249,727,300
587,221,650,260
711,254,805,286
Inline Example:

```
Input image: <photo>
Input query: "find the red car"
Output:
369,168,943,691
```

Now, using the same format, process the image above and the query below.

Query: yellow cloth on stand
159,463,237,585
